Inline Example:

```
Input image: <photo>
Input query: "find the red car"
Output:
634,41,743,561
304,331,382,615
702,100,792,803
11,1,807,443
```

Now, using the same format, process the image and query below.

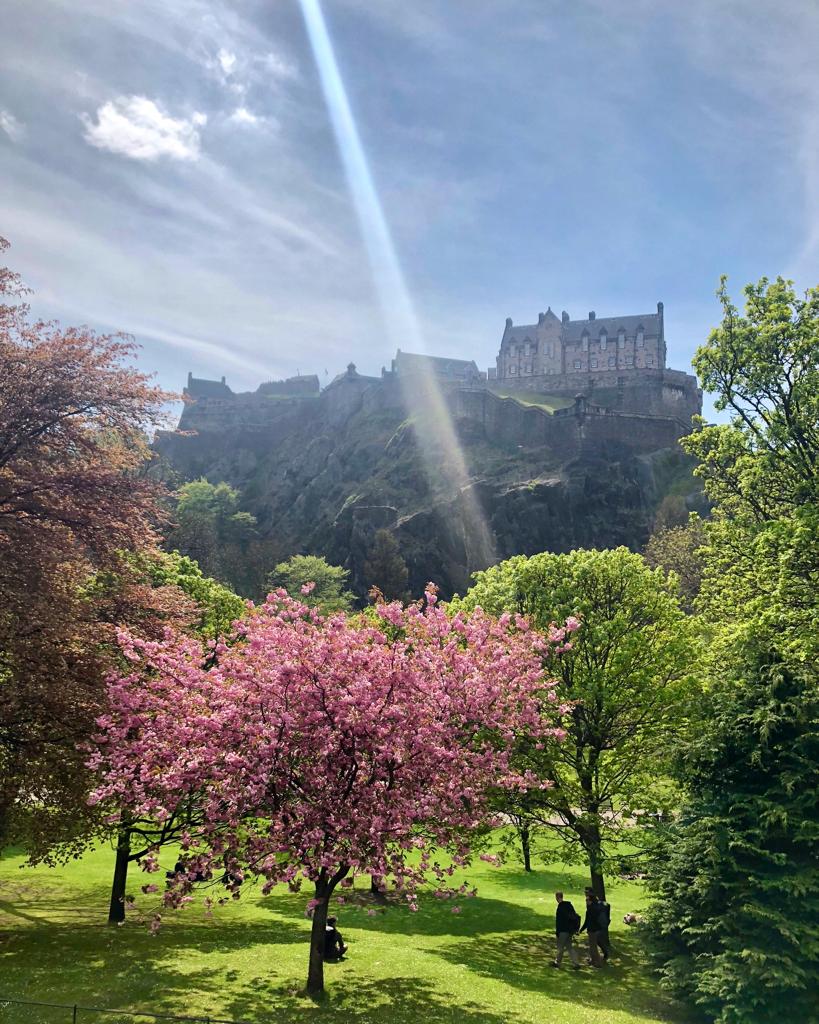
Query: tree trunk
305,865,349,997
520,824,532,872
370,874,386,900
306,882,330,997
108,826,132,925
587,823,606,901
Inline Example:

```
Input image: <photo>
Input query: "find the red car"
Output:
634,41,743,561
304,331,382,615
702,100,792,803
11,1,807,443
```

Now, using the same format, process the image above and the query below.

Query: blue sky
1,0,817,417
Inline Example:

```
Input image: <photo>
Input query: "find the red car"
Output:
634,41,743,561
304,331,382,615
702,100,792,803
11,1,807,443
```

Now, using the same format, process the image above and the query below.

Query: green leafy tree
646,655,819,1024
165,478,264,595
643,515,707,613
363,529,411,603
453,547,696,897
682,276,818,521
268,554,355,614
133,550,246,639
646,275,819,1021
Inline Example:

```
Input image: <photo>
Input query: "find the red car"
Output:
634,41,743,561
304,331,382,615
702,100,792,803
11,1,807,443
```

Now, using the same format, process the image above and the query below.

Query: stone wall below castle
454,389,688,458
492,366,701,426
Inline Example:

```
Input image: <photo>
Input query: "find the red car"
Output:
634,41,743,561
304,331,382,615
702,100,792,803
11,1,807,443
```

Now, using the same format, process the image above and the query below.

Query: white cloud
262,51,298,81
81,96,206,162
0,109,24,142
217,48,237,76
228,106,273,130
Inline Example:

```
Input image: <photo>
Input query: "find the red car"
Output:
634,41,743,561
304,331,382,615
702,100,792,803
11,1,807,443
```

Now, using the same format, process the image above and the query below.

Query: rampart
499,366,701,423
453,389,688,458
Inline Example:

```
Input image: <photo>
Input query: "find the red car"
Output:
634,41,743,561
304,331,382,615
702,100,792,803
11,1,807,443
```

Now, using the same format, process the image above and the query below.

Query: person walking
585,886,611,960
579,892,605,967
551,891,581,969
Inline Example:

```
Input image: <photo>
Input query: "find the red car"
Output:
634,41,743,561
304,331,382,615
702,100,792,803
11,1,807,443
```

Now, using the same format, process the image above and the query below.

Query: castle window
574,359,582,369
618,331,626,349
510,365,517,374
599,330,607,350
608,356,616,367
636,327,644,347
590,357,599,369
646,356,654,366
625,355,634,366
581,331,589,351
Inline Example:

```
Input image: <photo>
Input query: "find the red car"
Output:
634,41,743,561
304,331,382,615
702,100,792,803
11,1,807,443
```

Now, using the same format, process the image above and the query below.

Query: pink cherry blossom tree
89,587,571,994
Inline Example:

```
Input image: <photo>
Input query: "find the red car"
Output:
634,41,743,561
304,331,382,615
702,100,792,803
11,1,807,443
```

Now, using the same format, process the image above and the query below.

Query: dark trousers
587,930,604,966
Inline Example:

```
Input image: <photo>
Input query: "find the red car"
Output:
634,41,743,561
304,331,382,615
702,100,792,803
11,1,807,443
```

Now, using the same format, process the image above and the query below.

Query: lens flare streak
298,0,495,574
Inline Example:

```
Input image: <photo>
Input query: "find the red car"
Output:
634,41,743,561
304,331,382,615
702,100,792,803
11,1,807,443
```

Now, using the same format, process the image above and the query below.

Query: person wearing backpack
585,887,611,960
552,891,581,969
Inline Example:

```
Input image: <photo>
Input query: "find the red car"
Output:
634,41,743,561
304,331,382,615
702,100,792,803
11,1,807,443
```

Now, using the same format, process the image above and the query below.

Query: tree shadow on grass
484,863,590,895
0,917,309,1016
435,929,694,1023
259,890,552,940
0,918,524,1024
208,973,524,1024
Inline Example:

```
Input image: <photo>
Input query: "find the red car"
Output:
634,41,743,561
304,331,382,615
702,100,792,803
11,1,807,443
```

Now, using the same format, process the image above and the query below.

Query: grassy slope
0,843,690,1024
485,387,574,413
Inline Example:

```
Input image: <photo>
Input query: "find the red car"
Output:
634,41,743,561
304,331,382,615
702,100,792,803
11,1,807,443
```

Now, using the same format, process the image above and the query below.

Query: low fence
0,998,251,1024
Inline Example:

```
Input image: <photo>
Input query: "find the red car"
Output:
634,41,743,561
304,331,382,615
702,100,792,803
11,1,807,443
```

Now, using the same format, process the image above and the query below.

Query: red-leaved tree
0,235,173,847
90,588,573,994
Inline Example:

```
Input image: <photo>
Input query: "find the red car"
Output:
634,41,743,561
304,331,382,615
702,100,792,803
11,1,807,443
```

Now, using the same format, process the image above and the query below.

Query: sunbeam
298,0,496,576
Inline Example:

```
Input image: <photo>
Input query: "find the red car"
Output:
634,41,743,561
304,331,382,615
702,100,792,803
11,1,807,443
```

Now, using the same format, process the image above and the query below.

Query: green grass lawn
486,387,574,414
0,842,690,1024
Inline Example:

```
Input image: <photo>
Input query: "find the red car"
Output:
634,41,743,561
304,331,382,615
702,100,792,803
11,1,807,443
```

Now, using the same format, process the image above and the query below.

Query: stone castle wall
453,389,687,458
168,368,695,465
495,366,701,424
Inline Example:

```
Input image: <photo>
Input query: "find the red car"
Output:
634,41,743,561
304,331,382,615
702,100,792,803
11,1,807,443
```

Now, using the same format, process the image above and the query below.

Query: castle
494,304,665,380
179,302,701,441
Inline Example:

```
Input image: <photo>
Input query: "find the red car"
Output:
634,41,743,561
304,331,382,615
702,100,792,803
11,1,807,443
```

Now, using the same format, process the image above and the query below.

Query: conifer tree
647,655,819,1023
363,528,411,603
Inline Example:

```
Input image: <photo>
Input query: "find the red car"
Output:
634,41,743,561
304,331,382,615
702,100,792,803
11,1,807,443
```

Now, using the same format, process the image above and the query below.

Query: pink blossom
88,587,569,978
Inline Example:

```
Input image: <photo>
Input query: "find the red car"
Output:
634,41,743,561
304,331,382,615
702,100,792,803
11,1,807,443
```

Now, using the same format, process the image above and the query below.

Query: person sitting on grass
324,915,348,961
551,891,581,969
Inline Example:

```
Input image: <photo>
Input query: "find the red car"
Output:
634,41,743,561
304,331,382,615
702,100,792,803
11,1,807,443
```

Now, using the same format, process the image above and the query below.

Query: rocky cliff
155,371,703,598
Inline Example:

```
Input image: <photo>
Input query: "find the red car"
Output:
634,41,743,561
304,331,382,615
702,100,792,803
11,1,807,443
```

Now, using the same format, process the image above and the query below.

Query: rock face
155,373,702,598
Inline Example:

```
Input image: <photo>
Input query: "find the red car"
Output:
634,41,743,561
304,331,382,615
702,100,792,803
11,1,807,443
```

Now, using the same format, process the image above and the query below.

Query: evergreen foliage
646,657,819,1023
363,528,411,602
647,276,819,1021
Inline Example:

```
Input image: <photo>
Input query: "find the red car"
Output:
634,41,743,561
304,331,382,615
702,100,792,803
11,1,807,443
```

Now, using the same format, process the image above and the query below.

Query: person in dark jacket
551,891,581,968
585,886,611,960
324,915,348,961
579,893,604,966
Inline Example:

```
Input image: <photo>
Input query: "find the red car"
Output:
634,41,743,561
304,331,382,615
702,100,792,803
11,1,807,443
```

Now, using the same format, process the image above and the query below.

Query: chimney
220,376,226,385
657,301,664,316
505,317,513,329
561,311,569,324
187,371,192,388
588,311,596,320
538,312,545,324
